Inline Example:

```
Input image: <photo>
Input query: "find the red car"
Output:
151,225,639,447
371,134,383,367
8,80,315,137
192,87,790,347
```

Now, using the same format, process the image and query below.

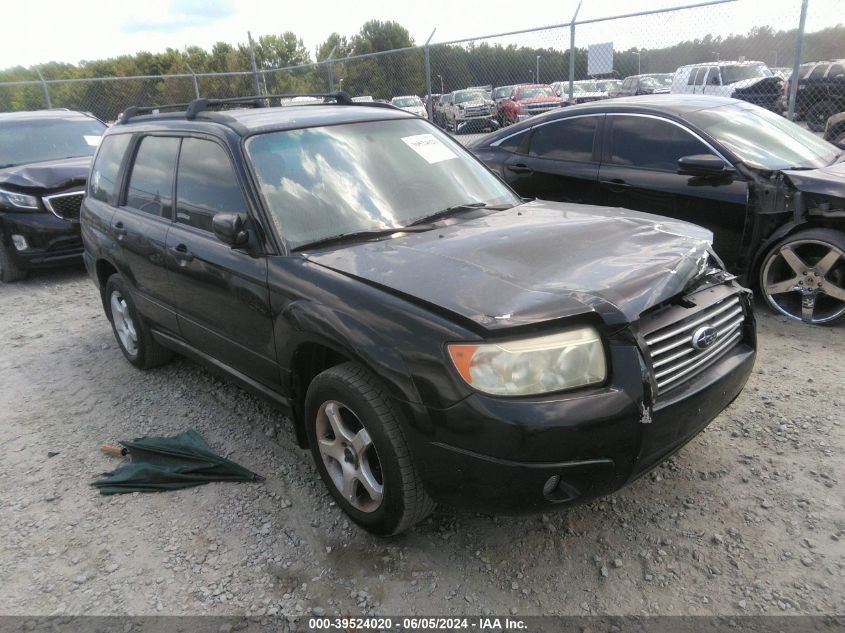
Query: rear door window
609,116,712,171
125,136,180,217
175,138,246,232
528,116,599,162
89,134,131,204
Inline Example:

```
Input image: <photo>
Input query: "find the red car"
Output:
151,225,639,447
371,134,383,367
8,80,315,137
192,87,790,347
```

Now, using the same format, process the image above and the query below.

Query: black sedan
470,95,845,325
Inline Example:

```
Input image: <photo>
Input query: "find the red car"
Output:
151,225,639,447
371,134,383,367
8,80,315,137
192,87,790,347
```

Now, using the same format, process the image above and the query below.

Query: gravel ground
1,265,843,618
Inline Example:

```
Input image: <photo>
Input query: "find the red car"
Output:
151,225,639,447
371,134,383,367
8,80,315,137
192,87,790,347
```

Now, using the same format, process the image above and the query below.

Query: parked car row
2,90,842,538
426,56,844,137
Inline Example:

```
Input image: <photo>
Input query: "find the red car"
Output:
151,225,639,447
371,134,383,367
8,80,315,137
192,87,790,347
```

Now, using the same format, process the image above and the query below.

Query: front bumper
404,289,756,513
1,211,82,270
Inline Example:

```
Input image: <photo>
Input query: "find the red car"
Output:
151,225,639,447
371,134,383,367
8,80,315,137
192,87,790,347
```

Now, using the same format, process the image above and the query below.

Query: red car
497,84,563,125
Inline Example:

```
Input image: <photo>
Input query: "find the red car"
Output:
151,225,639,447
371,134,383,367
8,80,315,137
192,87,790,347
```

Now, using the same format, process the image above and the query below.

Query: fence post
247,31,261,96
325,45,338,92
568,1,582,103
185,62,200,98
424,28,436,121
787,0,809,121
35,68,52,109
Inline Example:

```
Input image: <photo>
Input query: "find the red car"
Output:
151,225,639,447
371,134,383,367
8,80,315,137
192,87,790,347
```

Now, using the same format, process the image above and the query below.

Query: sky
0,0,840,70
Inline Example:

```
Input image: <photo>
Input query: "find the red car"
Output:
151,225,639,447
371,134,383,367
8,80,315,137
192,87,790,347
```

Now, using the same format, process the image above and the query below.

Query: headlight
448,327,606,396
0,187,40,210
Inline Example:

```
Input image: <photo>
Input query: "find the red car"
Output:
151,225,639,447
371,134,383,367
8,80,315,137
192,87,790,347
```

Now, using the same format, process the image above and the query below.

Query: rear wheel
305,362,434,536
806,100,837,132
0,241,27,283
759,228,845,325
104,274,172,368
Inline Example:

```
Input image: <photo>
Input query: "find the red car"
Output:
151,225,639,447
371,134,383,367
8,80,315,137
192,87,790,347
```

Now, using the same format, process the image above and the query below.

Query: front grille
43,191,84,221
643,294,745,395
464,105,489,116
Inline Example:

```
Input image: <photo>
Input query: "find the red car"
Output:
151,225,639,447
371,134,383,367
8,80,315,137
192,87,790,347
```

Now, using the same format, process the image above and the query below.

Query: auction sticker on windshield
401,133,457,164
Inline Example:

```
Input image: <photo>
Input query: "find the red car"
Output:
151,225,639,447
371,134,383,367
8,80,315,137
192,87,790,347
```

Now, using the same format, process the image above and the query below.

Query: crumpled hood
0,155,91,191
306,200,715,330
782,159,845,198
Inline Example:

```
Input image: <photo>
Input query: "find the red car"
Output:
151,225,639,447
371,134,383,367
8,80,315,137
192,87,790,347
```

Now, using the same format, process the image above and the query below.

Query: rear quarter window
89,134,132,204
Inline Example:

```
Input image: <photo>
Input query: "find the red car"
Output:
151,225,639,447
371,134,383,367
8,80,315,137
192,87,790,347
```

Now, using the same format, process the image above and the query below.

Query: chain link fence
1,0,843,138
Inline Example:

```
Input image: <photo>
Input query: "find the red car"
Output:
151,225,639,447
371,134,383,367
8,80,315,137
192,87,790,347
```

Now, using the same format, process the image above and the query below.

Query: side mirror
212,213,249,247
677,154,732,177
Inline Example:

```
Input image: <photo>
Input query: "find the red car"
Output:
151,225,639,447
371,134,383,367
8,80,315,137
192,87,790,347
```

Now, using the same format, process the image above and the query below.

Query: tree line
0,21,842,119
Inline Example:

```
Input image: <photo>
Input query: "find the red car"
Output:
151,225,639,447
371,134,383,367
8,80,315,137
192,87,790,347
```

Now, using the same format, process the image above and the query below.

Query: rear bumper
1,211,82,270
408,337,755,514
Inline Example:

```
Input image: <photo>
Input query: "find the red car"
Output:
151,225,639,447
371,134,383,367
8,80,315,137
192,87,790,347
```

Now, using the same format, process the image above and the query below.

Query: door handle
112,221,127,238
506,163,533,174
600,179,632,192
169,243,195,263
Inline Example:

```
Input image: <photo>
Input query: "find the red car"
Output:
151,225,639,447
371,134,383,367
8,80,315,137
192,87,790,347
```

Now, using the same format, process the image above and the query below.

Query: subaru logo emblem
691,326,718,350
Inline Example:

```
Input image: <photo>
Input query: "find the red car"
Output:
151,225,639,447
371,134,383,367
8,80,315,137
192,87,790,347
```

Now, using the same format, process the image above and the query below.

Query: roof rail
118,102,192,125
117,92,399,125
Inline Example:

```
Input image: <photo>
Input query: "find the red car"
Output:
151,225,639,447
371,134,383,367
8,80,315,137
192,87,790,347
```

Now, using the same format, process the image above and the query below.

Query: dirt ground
1,265,843,618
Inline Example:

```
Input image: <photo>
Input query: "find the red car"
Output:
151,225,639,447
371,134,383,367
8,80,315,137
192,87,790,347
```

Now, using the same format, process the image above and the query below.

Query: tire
758,228,845,325
0,241,27,283
806,100,837,132
305,362,435,536
104,274,172,368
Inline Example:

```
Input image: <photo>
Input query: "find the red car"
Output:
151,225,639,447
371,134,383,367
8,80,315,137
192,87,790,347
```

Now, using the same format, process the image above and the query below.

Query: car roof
0,109,96,121
564,94,740,114
115,103,416,136
680,60,765,68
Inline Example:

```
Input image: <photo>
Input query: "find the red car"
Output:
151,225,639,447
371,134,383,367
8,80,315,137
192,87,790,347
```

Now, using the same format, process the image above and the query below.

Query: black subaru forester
81,94,756,536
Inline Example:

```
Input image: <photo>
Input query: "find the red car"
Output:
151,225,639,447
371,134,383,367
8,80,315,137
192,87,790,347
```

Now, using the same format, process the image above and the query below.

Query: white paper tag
84,135,101,146
401,133,457,164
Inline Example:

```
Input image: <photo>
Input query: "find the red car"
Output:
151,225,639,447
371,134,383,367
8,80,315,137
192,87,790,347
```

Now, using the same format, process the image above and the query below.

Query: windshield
492,87,512,99
518,86,554,99
641,75,672,88
721,64,771,85
574,82,598,93
392,97,422,108
247,119,519,249
454,91,486,104
0,116,105,168
687,104,839,170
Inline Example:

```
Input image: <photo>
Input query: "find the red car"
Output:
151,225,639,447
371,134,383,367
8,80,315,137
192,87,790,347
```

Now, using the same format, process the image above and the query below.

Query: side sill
151,329,293,419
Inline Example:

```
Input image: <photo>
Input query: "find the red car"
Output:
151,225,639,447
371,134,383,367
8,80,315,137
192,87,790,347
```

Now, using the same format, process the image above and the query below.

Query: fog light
543,475,561,497
11,234,28,251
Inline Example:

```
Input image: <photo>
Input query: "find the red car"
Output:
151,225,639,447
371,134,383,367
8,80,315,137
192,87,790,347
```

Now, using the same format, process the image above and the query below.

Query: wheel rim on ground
762,238,845,324
110,290,139,354
315,400,384,513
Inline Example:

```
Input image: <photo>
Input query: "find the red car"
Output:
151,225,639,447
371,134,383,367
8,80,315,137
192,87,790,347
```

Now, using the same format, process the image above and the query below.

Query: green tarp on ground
92,429,263,494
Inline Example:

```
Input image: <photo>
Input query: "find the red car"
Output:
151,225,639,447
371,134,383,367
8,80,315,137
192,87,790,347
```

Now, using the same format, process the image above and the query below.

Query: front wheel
759,228,845,324
305,362,434,536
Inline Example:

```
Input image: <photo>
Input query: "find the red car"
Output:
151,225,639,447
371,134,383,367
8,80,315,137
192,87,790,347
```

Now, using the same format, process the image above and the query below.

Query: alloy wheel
315,400,384,513
761,239,845,324
110,290,139,355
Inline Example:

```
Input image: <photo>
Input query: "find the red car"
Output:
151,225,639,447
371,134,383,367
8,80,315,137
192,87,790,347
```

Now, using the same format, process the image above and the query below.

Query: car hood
305,201,715,330
457,99,492,107
729,76,782,91
0,155,91,192
782,159,845,197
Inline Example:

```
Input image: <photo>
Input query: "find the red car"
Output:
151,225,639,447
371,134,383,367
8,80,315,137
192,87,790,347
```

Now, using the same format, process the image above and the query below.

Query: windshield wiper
407,202,512,226
293,225,435,251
